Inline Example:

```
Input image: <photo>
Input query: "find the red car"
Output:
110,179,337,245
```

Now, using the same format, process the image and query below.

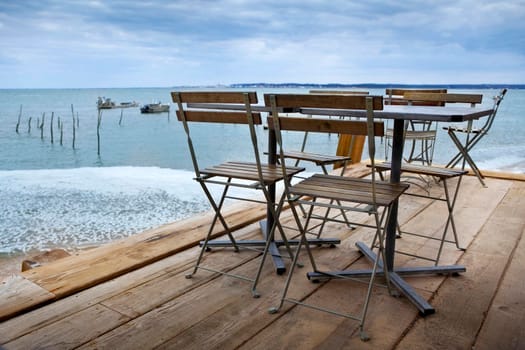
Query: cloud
0,0,523,87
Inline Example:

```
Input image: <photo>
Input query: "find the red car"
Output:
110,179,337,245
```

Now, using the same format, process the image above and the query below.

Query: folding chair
279,90,370,237
444,88,508,187
374,92,484,265
264,93,409,341
384,88,447,165
171,91,304,297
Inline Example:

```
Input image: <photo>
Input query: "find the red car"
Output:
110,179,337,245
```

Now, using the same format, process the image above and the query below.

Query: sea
1,86,524,255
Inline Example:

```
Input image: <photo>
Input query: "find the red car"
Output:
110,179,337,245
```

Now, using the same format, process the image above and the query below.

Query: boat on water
140,102,170,113
97,97,139,110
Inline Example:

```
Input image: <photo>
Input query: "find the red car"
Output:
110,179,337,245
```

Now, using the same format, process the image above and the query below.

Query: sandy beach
0,247,90,281
0,253,30,280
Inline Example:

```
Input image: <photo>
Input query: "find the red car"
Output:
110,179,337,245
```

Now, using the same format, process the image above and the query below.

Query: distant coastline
228,83,524,89
2,83,523,90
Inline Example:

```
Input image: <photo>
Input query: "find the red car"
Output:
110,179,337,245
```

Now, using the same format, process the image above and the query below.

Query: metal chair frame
444,89,508,187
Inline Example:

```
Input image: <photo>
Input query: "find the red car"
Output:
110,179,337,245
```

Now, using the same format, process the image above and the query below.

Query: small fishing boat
140,102,170,113
97,97,139,110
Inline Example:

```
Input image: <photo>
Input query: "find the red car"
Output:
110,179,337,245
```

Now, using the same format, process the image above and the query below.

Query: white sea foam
2,166,202,197
474,155,525,173
0,166,256,253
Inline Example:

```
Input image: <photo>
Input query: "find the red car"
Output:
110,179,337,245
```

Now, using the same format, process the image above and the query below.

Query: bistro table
300,104,495,315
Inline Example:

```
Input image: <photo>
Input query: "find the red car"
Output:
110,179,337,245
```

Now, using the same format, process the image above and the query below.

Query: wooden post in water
119,109,124,126
71,104,76,149
97,109,102,155
40,113,45,139
15,105,22,133
60,120,64,146
50,112,54,144
28,117,32,133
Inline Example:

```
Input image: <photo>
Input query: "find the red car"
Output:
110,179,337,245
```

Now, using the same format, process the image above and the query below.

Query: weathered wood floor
1,166,524,349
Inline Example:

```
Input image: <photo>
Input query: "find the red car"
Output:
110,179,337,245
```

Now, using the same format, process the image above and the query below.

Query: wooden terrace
1,164,524,349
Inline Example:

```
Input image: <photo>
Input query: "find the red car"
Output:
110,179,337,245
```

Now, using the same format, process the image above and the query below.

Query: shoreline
0,251,31,280
0,245,99,281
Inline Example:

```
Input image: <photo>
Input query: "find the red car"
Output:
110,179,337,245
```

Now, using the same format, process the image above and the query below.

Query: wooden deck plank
396,180,525,350
378,176,509,294
0,275,55,321
0,247,193,344
473,188,525,349
240,258,429,350
77,259,285,349
3,304,130,350
100,229,263,318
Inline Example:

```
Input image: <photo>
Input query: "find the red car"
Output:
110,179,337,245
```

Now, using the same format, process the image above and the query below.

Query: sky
0,0,524,88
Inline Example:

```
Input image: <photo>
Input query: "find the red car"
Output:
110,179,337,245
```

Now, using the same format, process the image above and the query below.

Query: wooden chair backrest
171,91,263,178
306,90,370,164
403,92,483,107
265,94,383,135
264,93,383,111
171,91,262,124
264,93,384,151
386,88,447,96
386,88,448,106
266,115,384,137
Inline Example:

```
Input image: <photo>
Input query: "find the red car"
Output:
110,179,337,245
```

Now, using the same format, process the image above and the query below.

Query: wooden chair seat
374,162,467,179
280,150,352,166
290,173,408,207
385,129,437,140
201,161,303,184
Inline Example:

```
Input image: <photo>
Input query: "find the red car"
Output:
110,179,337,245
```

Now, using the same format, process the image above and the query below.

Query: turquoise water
1,87,523,253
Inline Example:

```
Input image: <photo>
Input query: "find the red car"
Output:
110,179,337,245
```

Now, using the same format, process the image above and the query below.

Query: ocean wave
0,166,256,253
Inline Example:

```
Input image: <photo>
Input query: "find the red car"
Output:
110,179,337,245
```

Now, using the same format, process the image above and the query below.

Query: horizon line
1,83,524,90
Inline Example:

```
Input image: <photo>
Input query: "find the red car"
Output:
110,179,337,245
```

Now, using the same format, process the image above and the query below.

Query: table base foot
305,241,466,316
200,220,341,275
